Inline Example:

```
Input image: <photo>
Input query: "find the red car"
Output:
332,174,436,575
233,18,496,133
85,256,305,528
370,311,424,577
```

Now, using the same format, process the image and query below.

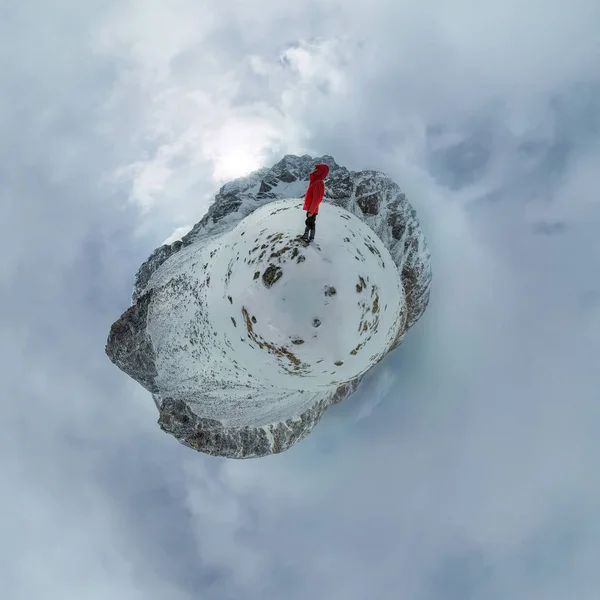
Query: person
301,163,329,243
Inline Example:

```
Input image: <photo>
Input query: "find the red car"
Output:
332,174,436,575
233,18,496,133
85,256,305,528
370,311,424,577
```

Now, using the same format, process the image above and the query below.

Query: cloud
92,0,600,231
163,225,194,245
2,0,600,599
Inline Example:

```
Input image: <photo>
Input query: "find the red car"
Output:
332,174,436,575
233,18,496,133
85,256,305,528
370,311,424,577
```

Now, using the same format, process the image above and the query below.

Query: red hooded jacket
303,163,329,214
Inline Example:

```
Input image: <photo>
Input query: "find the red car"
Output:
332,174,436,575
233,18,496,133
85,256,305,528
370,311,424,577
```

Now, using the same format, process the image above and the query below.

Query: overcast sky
2,0,600,598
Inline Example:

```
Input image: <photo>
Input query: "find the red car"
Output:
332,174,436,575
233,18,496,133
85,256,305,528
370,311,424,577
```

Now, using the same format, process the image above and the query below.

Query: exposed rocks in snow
106,154,432,458
105,290,159,395
262,264,283,288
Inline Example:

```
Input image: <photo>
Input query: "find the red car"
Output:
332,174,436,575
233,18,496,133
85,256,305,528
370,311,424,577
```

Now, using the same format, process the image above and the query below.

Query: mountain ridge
106,155,432,458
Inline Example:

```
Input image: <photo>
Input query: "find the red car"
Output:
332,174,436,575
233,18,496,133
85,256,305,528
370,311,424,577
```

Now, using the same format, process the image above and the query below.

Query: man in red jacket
301,163,329,243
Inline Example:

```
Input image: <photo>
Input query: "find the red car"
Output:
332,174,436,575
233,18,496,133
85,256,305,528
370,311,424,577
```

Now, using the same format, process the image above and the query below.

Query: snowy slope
106,155,431,458
132,154,430,331
145,198,405,429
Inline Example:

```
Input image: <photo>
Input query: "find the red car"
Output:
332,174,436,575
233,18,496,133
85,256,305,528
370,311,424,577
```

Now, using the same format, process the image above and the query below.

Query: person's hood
312,163,329,181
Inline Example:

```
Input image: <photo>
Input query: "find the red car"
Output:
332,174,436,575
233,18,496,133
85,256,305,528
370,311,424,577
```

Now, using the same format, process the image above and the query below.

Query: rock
106,290,159,394
107,155,432,458
262,264,283,288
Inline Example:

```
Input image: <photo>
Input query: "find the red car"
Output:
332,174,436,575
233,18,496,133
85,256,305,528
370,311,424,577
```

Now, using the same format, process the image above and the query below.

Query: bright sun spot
203,116,280,182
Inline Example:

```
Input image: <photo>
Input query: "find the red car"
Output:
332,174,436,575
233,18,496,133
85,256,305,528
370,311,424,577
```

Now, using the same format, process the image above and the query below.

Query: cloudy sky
2,0,600,598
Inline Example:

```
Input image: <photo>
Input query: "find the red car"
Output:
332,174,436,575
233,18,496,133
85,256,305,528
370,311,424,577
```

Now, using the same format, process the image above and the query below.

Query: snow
144,198,406,428
109,154,431,456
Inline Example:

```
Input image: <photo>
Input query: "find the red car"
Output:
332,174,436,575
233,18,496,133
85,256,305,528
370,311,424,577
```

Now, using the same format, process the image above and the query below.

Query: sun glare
204,116,280,182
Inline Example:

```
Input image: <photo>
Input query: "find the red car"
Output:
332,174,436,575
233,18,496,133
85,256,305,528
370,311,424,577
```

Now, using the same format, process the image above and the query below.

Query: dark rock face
355,181,382,215
331,376,364,405
156,368,364,458
108,154,432,458
105,290,159,394
157,397,273,458
132,246,178,305
158,396,323,458
212,193,243,221
357,194,380,215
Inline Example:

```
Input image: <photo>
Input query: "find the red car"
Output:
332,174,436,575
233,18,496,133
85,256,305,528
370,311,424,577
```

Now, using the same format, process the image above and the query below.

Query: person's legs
308,213,316,240
302,213,310,240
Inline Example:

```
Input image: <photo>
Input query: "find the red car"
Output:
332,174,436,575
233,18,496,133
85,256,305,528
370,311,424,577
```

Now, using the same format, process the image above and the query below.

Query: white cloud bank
1,0,599,598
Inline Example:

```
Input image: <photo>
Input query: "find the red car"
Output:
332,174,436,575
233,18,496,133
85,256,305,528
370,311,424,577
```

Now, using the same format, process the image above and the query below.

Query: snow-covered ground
144,198,405,428
108,154,431,456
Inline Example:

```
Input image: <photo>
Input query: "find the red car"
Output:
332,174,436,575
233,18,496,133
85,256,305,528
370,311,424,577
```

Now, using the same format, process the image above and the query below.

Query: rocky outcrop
107,155,432,458
106,290,159,394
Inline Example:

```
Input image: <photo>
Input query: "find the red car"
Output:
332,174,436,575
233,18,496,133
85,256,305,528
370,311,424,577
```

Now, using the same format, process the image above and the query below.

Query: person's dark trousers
304,212,317,240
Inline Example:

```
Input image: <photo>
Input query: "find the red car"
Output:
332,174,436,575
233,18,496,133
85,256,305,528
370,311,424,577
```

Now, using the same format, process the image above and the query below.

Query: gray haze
1,0,600,598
